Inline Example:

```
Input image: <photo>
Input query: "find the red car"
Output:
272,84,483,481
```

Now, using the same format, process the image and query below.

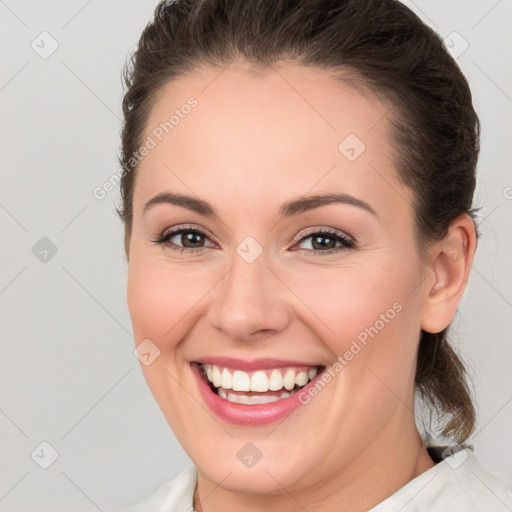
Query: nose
206,250,292,341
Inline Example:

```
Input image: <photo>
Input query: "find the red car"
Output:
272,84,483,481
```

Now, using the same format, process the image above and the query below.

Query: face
127,62,428,494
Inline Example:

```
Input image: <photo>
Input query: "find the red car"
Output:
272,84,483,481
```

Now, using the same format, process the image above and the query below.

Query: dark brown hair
117,0,480,443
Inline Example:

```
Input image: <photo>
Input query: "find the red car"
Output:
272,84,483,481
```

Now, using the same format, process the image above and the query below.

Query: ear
420,214,477,334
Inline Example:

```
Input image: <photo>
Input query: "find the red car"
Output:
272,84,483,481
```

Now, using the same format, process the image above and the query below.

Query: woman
118,0,512,510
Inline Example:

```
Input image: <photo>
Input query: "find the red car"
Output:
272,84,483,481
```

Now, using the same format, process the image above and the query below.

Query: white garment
129,449,512,511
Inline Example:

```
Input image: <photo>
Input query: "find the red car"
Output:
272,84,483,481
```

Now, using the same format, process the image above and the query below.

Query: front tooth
221,368,232,389
283,368,296,390
295,371,309,387
226,392,240,403
212,365,222,387
251,394,280,404
206,367,213,382
232,370,251,391
250,370,269,392
268,369,284,391
231,393,281,405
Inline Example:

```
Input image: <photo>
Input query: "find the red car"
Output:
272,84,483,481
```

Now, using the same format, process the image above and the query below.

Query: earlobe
420,215,477,333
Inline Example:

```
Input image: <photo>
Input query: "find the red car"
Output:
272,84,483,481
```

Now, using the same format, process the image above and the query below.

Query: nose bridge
207,245,290,340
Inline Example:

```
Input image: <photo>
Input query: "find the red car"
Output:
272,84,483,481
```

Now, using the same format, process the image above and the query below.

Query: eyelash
150,225,356,255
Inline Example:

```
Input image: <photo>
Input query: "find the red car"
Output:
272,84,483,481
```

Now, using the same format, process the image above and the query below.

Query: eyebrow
142,192,377,219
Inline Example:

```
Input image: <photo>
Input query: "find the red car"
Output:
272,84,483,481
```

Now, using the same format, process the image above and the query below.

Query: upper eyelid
293,226,354,243
160,224,218,243
159,224,351,239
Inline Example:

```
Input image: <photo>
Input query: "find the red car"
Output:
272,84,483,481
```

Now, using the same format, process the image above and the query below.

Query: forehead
146,62,391,143
133,62,407,221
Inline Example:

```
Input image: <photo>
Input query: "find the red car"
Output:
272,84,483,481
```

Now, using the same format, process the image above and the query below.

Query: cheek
290,260,413,344
285,257,421,393
127,256,208,345
127,258,209,424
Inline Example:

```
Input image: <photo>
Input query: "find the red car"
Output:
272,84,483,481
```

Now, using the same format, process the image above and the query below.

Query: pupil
312,235,335,250
183,232,203,248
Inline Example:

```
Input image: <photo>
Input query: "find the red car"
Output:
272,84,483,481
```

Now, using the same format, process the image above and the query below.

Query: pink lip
192,356,320,371
190,362,324,426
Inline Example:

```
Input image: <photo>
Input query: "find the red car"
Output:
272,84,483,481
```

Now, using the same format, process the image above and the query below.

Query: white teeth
283,368,296,391
268,369,283,391
219,388,292,405
212,366,221,388
251,370,269,392
202,363,321,394
217,388,293,405
232,370,251,391
221,368,232,389
234,394,280,405
295,371,309,386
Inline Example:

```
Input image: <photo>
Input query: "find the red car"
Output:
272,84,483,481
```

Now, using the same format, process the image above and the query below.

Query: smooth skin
126,61,476,512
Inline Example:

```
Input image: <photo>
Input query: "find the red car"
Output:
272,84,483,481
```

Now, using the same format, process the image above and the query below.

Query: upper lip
192,357,323,371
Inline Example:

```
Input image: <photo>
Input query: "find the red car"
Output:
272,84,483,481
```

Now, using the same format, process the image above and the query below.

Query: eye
151,225,216,253
151,225,355,256
293,228,355,255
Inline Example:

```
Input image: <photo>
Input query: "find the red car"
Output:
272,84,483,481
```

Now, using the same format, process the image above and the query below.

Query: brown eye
151,226,215,253
178,230,206,248
310,234,337,250
296,229,355,254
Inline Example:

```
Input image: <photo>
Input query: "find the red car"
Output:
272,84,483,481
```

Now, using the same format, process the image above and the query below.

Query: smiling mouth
194,362,325,405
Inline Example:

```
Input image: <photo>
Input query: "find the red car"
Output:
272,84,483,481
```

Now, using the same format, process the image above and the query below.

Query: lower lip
190,362,322,426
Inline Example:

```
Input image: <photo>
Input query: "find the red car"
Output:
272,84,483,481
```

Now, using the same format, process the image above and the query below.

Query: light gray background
1,1,511,510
